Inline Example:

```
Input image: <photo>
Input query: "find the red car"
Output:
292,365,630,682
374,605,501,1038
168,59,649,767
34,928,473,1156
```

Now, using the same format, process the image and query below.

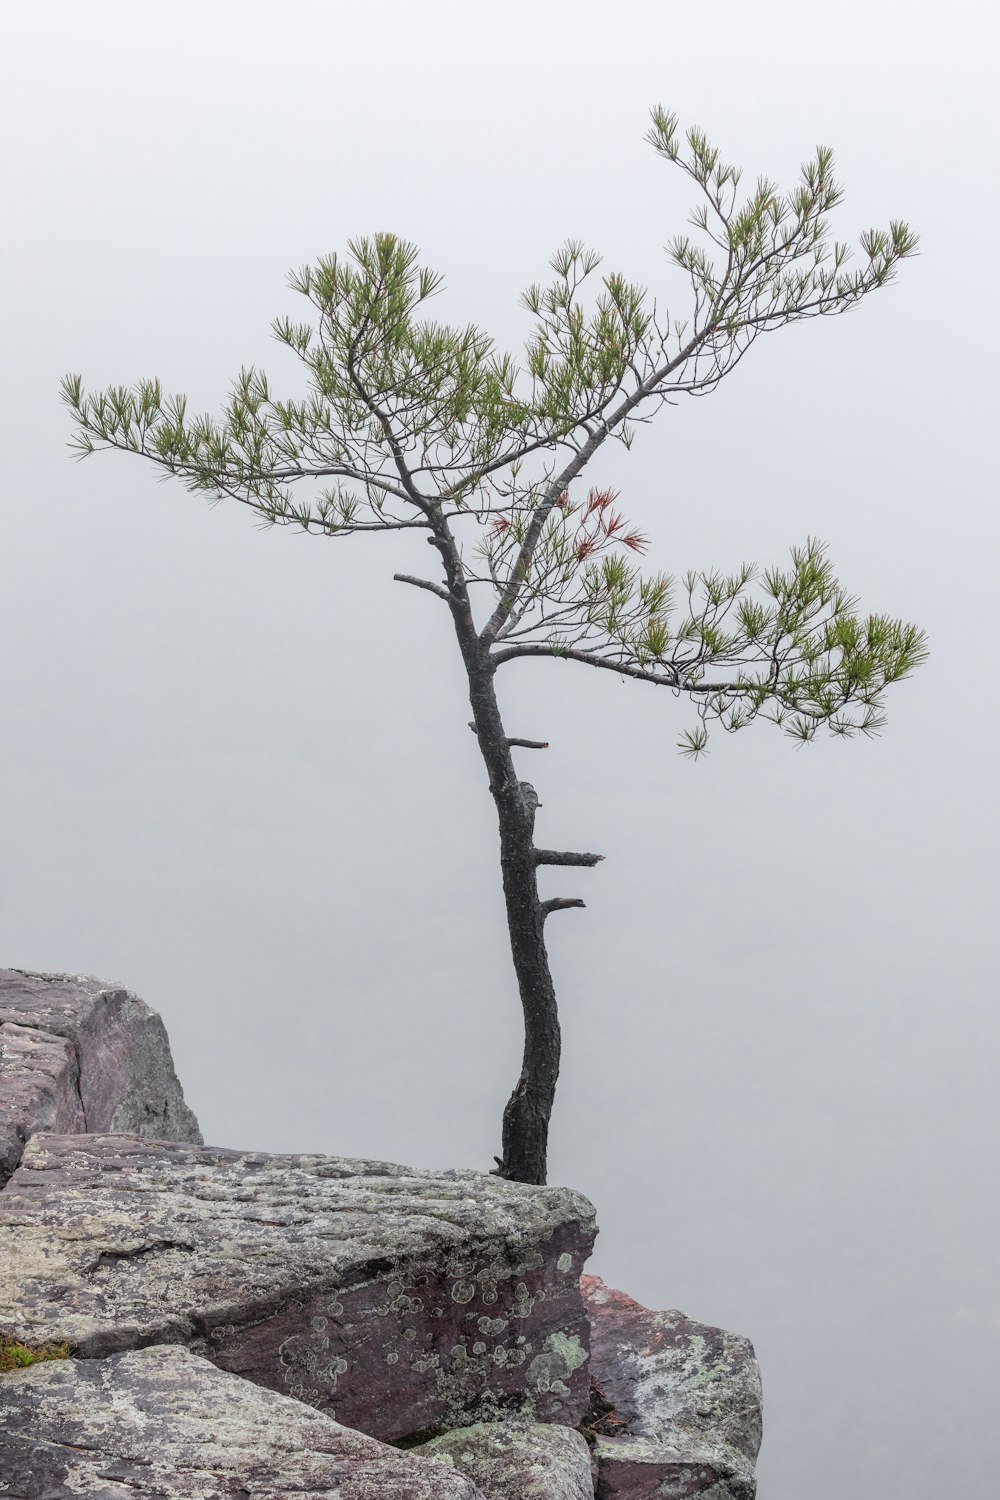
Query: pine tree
62,109,926,1184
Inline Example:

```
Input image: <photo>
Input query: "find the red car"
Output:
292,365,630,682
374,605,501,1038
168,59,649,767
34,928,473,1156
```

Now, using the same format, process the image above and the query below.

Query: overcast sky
2,3,997,1496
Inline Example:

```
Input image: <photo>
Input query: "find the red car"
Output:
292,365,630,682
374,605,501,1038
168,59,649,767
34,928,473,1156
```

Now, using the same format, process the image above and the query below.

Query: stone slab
0,1134,596,1439
0,968,201,1186
0,1343,485,1497
582,1275,762,1499
422,1418,595,1499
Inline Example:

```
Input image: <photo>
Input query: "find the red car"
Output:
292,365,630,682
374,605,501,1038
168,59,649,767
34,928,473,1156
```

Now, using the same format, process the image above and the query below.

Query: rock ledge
0,1133,596,1438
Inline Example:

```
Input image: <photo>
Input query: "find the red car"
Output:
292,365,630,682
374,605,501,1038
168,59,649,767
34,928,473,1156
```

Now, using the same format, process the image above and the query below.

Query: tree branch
466,722,548,749
478,326,715,647
491,641,750,694
541,897,586,917
533,849,604,867
393,573,451,601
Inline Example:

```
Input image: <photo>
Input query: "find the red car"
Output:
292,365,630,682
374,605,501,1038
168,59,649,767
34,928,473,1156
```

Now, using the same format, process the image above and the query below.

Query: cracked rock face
0,1344,486,1498
582,1275,763,1500
422,1418,596,1499
0,969,202,1185
0,1134,596,1439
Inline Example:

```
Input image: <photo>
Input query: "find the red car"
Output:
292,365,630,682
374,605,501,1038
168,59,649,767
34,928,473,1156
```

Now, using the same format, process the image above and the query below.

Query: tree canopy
62,109,926,1180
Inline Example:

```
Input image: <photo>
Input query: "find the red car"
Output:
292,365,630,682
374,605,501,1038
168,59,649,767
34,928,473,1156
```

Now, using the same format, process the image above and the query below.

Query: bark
467,664,560,1186
426,517,563,1186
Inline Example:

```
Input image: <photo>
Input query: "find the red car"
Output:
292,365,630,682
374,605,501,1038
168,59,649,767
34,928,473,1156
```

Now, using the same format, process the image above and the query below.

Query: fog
2,3,997,1495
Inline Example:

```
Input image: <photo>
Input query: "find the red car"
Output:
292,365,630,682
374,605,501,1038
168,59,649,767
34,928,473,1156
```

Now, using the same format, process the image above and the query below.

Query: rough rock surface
0,968,201,1185
0,1343,485,1498
0,1134,596,1439
422,1419,595,1499
582,1275,762,1499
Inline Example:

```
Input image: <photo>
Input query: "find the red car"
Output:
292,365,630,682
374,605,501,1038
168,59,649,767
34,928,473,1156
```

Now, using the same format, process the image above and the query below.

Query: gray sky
2,3,997,1495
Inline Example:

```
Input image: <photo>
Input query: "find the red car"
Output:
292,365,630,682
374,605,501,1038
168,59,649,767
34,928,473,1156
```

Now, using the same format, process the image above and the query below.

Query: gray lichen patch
0,1134,596,1439
526,1331,589,1397
422,1419,595,1500
582,1275,762,1499
0,1345,485,1498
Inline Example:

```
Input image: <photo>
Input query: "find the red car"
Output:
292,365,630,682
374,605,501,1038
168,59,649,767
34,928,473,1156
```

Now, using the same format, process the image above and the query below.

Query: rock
422,1418,595,1499
0,1134,596,1439
0,968,201,1185
0,1019,79,1188
581,1274,762,1499
0,1343,485,1497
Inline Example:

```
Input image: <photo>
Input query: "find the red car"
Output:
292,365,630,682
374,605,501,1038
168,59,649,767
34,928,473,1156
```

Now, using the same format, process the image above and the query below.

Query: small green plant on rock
0,1337,71,1373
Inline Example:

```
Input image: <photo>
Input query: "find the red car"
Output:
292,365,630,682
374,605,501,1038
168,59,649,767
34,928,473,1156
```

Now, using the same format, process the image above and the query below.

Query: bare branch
492,642,683,687
467,722,549,749
393,573,451,601
541,897,586,917
533,849,604,867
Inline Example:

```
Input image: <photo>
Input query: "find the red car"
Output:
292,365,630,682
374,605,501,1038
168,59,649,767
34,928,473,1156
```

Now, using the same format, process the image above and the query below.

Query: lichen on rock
0,1133,596,1438
582,1274,762,1498
422,1417,595,1499
0,1344,486,1497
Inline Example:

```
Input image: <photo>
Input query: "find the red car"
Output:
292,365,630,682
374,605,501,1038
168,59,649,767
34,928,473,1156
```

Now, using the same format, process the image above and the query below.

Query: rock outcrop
0,1343,485,1498
0,1133,596,1439
0,966,765,1495
422,1419,595,1498
0,968,201,1185
582,1275,762,1498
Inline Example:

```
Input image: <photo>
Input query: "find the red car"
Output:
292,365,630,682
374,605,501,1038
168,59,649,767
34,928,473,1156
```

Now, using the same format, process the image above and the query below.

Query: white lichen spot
477,1316,508,1336
451,1280,476,1304
386,1351,399,1365
526,1331,588,1399
511,1283,537,1319
557,1252,573,1273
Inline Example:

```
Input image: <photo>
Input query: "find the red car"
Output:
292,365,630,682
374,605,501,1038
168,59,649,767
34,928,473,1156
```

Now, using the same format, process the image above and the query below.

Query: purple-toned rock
422,1419,595,1499
582,1275,762,1499
0,1134,596,1439
0,968,201,1184
0,1344,485,1498
0,1020,79,1187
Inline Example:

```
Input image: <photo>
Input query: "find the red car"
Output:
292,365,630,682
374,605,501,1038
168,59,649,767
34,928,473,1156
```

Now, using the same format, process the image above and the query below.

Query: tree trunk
429,516,561,1185
467,665,560,1186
